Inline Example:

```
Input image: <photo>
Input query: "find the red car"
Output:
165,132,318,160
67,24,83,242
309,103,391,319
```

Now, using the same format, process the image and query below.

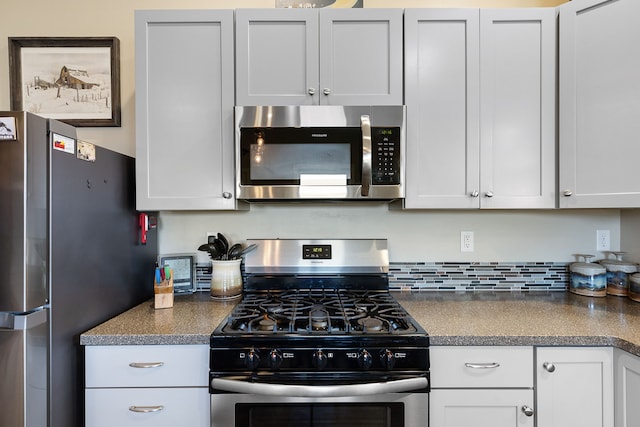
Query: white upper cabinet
404,9,480,209
559,0,640,208
404,8,556,209
235,8,403,106
135,10,239,211
479,8,556,209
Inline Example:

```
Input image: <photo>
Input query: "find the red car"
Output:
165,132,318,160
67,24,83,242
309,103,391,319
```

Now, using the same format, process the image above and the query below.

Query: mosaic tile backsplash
196,262,570,292
388,262,569,291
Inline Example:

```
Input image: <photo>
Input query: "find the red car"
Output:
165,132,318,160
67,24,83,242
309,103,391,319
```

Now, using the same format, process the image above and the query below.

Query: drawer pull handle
464,362,500,369
129,405,164,413
543,362,556,373
129,362,164,369
521,405,534,417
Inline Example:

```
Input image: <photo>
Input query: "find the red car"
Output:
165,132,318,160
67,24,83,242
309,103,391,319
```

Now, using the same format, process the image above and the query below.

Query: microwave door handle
361,114,372,197
211,377,428,398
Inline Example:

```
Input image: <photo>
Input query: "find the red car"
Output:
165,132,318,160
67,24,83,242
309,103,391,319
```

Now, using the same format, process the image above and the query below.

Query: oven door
211,391,427,427
210,375,428,427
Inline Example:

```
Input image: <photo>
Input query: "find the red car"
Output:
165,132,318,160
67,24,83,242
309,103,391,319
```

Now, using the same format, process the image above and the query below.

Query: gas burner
310,307,329,330
356,316,384,332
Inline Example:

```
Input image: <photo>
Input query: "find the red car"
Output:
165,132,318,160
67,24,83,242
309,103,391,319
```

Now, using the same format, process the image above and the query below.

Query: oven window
235,403,404,427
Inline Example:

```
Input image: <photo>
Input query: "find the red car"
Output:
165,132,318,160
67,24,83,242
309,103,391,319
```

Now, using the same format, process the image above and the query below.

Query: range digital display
303,245,332,259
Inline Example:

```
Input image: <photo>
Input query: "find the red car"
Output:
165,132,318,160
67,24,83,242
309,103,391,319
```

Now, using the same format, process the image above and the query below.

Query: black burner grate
222,289,418,335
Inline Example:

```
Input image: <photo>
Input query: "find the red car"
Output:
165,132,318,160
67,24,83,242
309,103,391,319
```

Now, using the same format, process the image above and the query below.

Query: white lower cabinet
536,347,613,427
614,348,640,427
430,389,534,427
85,345,209,427
86,388,209,426
430,346,534,427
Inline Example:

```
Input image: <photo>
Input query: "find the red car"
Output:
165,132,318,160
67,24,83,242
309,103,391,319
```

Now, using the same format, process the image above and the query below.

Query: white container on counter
629,274,640,303
569,254,607,297
210,259,243,300
599,252,637,297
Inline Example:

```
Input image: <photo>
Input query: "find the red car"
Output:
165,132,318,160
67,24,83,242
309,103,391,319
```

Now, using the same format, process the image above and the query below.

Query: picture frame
9,37,121,127
157,253,197,294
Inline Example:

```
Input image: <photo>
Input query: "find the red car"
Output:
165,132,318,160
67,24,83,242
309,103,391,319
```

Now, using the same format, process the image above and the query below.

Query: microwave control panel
371,127,401,185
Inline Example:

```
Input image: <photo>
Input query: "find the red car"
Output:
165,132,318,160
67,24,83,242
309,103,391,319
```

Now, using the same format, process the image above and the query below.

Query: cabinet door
403,9,481,209
559,0,640,208
85,345,209,388
479,8,556,209
319,8,403,106
537,347,614,427
135,10,237,210
614,348,640,427
235,9,319,106
430,389,534,427
86,387,209,427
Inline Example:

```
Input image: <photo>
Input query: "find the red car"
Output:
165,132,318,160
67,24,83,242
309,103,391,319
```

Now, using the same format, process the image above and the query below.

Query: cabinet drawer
86,387,209,427
431,346,533,388
86,345,208,387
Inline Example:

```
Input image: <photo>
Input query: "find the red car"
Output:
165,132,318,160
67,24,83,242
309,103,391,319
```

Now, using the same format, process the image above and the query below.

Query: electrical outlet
461,231,474,252
596,229,610,251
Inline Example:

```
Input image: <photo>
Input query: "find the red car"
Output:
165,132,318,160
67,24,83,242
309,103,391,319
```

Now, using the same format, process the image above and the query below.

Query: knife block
154,275,174,309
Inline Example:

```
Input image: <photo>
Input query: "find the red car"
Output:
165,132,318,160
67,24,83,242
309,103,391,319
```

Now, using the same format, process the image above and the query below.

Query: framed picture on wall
8,37,121,127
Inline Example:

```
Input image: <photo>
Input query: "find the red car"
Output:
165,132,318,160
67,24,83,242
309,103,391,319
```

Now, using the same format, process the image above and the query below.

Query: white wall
160,207,620,263
1,0,627,264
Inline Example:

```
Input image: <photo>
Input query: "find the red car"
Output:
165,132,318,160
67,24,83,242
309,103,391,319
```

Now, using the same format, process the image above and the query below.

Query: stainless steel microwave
235,105,406,201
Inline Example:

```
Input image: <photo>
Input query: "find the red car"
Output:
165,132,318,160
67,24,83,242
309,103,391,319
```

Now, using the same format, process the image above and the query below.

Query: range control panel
371,127,401,185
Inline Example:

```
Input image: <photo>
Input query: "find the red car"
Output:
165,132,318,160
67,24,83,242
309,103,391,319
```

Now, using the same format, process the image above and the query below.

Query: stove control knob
380,349,396,370
269,349,283,370
245,349,260,370
358,349,373,370
312,350,328,371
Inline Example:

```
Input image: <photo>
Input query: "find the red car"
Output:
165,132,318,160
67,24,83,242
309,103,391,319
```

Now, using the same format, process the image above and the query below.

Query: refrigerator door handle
0,308,48,330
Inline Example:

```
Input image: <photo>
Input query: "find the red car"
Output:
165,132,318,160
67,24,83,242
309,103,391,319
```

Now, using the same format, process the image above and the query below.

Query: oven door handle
211,376,428,397
361,114,372,197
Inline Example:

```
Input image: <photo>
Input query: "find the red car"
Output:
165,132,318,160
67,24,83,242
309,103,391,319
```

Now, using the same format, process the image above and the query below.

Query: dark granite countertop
80,290,640,356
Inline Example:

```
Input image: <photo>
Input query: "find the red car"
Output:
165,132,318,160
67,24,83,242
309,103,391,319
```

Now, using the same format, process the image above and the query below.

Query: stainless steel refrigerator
0,111,157,427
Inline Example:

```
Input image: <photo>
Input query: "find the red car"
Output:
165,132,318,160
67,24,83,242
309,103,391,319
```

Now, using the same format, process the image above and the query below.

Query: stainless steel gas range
209,239,429,427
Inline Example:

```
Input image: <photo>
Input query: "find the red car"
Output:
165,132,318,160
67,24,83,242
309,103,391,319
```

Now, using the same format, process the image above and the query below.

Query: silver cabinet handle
323,88,331,95
129,362,164,369
212,377,428,398
543,362,556,373
222,192,232,199
521,405,534,417
470,190,479,198
129,405,164,413
308,87,316,95
360,114,372,197
464,362,500,369
563,190,573,196
485,191,494,198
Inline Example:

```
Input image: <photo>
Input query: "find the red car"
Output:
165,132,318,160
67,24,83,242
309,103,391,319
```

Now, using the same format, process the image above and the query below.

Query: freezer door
0,309,48,427
0,111,49,312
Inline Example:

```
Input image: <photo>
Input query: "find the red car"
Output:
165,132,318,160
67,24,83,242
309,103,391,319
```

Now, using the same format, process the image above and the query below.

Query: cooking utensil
238,243,258,258
227,243,243,260
217,233,229,254
212,238,227,259
198,243,223,260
